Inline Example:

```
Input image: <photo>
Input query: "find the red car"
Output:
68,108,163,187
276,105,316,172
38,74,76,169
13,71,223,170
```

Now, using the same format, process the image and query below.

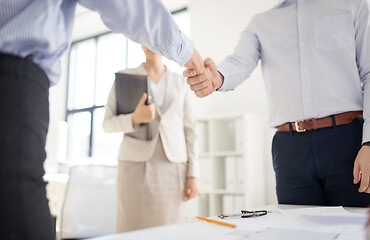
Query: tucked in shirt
0,0,194,86
218,0,370,143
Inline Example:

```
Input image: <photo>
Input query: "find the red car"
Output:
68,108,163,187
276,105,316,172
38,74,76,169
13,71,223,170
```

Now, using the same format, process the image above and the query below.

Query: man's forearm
79,0,194,66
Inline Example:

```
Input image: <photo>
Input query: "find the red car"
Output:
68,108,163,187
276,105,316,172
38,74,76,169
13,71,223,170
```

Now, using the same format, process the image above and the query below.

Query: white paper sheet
336,233,366,240
278,206,355,215
91,207,368,240
92,222,239,240
245,228,338,240
278,206,367,225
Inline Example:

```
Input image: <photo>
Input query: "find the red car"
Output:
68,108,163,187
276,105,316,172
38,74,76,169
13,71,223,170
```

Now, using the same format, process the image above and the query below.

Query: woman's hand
184,177,199,201
131,93,155,126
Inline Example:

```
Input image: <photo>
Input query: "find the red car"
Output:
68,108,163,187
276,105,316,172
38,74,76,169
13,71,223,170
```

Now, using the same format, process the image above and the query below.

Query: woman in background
103,45,199,232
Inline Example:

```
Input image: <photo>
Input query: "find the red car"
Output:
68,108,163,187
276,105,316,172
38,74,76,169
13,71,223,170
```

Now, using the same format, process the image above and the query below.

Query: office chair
60,165,117,239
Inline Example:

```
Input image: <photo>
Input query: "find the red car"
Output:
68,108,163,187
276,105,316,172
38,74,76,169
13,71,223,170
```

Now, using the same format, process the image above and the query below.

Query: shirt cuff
217,64,234,92
363,118,370,144
177,34,195,67
187,160,200,178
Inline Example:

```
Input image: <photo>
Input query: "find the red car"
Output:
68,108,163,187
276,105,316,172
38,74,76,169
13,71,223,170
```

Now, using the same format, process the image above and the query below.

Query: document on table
91,206,367,240
239,228,338,240
224,206,366,240
277,206,366,229
92,222,242,240
277,206,364,217
273,206,366,239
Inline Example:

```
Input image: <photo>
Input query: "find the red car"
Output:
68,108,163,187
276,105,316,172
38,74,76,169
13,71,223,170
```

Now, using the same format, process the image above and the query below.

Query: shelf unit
195,112,266,217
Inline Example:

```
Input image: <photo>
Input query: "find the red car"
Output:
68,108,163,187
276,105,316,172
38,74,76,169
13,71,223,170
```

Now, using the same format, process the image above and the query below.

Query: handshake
183,49,224,98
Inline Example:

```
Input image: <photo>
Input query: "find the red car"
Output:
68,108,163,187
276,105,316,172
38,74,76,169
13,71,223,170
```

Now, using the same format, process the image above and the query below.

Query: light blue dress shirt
0,0,194,86
218,0,370,143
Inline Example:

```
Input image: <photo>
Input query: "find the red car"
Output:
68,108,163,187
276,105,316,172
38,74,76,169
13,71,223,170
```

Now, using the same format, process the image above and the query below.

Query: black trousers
0,54,55,239
272,118,370,207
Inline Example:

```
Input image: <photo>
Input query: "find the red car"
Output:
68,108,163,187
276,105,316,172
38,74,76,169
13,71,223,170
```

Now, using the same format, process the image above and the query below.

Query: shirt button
305,98,309,102
303,69,307,73
301,43,305,47
300,18,304,22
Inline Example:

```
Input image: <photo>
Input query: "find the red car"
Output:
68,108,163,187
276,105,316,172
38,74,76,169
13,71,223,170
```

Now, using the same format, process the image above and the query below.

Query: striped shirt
0,0,194,86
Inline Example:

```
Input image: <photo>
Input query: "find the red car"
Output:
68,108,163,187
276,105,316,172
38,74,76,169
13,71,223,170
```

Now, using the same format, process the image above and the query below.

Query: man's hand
184,177,199,201
184,48,206,75
353,145,370,193
132,93,155,126
183,58,224,98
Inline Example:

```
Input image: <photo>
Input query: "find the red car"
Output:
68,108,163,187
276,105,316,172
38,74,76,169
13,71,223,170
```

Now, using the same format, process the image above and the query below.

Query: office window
66,9,190,164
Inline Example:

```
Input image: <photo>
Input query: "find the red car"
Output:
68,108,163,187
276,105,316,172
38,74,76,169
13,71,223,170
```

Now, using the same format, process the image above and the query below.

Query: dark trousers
0,54,55,239
272,118,370,207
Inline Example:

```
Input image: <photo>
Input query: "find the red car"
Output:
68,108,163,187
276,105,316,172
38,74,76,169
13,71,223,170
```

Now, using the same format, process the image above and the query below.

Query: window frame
65,7,188,160
66,32,128,158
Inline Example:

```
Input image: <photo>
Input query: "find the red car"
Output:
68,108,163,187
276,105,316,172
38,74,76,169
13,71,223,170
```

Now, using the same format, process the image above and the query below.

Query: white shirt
218,0,370,143
150,72,167,108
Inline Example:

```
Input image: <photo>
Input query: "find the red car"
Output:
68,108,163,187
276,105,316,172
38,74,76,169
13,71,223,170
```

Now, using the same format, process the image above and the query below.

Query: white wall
189,0,271,117
189,0,277,205
47,0,278,204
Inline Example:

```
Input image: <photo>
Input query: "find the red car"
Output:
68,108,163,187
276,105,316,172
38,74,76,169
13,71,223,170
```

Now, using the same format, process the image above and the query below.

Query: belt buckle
294,121,306,132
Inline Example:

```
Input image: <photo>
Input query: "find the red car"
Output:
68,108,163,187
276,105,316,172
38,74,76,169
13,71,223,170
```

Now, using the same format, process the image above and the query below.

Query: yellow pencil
196,216,236,228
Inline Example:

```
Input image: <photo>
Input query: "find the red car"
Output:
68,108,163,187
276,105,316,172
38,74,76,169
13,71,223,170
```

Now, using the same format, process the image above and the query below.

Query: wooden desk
89,204,368,240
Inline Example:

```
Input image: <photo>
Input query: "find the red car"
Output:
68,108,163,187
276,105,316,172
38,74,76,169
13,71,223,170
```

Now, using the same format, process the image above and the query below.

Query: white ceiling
75,0,189,17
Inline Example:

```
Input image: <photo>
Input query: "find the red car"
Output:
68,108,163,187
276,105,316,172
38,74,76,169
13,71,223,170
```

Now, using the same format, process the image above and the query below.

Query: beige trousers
116,137,187,233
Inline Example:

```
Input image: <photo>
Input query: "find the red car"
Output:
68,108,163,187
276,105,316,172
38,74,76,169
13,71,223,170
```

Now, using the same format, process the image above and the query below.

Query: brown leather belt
276,111,363,132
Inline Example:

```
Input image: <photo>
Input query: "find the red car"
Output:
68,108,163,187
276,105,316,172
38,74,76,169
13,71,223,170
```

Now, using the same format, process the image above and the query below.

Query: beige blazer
102,64,199,177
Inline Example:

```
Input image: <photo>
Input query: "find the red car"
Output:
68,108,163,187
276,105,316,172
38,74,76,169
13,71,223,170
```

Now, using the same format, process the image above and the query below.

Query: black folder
115,72,152,140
